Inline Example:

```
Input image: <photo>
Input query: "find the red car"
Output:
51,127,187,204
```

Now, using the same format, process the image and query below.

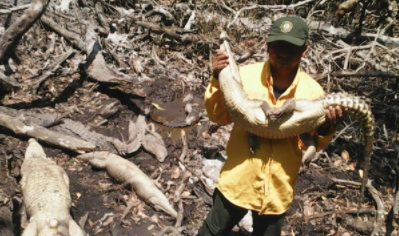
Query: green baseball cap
266,16,308,46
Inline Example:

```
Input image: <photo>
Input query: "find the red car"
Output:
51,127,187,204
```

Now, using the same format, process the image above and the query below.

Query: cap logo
280,21,293,33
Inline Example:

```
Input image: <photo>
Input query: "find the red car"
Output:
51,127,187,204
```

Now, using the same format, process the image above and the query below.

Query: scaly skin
78,151,177,217
218,32,374,207
20,139,85,236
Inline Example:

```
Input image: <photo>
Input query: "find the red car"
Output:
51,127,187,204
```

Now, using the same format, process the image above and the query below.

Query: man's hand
317,105,349,135
212,51,229,79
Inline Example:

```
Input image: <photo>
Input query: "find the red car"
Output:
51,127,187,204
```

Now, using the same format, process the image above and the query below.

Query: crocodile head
78,152,108,168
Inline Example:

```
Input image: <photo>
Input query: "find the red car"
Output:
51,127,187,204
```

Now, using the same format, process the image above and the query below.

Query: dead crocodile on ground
218,31,374,206
150,96,204,128
20,138,86,236
78,151,178,218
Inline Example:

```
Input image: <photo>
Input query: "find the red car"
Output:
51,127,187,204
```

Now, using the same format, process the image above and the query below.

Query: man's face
267,41,306,72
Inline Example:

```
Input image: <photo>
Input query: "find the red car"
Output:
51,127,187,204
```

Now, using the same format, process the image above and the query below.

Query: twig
41,15,87,53
0,71,21,88
184,10,196,30
121,195,141,220
32,49,76,93
366,179,385,235
175,199,184,228
0,4,30,14
155,226,180,236
178,130,188,163
329,121,355,144
151,45,167,67
173,171,191,203
333,70,399,78
343,46,351,70
218,0,236,14
330,177,361,187
145,5,175,22
175,130,213,196
133,20,197,43
325,44,371,60
227,0,317,28
95,2,110,36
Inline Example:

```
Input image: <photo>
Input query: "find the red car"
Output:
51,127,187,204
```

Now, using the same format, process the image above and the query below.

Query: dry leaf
94,228,104,234
88,218,94,227
149,215,159,224
345,163,355,171
76,192,82,200
309,163,321,169
359,169,364,178
303,205,314,217
182,190,191,198
333,159,342,166
151,102,165,110
171,166,181,179
341,150,350,160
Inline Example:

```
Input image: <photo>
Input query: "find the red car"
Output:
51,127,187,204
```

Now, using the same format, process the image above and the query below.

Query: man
198,16,346,236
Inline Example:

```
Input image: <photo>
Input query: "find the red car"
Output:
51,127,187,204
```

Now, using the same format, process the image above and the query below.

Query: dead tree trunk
0,0,49,64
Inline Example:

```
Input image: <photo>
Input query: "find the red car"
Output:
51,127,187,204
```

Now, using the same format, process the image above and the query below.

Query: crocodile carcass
78,151,177,217
20,139,85,236
218,32,374,204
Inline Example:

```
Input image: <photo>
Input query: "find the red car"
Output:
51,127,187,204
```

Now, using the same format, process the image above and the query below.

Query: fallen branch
32,49,76,93
0,112,95,153
0,72,21,88
40,15,86,52
330,177,361,187
95,2,109,36
0,106,62,127
333,70,399,78
56,119,129,155
0,0,49,63
0,4,30,14
133,20,197,43
309,21,399,47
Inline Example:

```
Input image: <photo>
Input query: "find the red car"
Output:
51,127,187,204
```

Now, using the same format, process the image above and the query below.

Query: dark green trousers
197,189,285,236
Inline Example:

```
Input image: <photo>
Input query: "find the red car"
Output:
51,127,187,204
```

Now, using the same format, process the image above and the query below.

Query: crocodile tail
322,92,375,139
322,92,374,205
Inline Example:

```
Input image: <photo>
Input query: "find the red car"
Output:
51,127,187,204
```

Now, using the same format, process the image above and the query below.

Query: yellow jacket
204,61,335,215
